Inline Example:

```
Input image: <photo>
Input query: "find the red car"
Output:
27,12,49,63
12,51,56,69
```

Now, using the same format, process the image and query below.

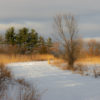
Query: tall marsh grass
76,56,100,64
0,54,55,64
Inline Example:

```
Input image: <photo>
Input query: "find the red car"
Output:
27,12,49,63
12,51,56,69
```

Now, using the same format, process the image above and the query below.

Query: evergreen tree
38,36,47,54
5,27,16,45
4,27,52,54
16,27,29,46
47,37,52,47
26,29,39,50
38,36,45,45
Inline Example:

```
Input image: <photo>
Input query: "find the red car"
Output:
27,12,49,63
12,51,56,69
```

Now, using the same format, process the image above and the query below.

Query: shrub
0,63,12,83
16,79,40,100
0,64,39,100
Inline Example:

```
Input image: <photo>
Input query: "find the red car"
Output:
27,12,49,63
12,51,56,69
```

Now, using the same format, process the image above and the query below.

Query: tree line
0,27,52,54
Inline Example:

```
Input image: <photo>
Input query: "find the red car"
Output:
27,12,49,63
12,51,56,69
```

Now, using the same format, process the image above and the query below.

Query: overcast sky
0,0,100,38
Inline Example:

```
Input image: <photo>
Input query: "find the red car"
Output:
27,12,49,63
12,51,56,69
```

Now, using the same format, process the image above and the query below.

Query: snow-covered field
7,61,100,100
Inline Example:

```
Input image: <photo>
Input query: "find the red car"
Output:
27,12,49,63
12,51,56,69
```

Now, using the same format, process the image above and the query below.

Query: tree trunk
68,59,74,69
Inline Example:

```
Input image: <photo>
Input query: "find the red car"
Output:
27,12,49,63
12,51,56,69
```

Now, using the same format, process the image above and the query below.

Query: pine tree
5,27,16,45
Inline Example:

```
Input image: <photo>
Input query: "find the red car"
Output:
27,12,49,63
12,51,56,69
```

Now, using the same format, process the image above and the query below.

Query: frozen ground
7,61,100,100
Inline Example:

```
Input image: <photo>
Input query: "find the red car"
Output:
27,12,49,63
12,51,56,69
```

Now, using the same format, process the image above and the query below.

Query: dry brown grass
76,56,100,64
50,58,65,65
50,58,68,70
51,56,100,70
0,63,12,84
0,54,55,64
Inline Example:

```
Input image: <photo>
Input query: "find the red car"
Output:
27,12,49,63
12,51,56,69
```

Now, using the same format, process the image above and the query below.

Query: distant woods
0,27,53,54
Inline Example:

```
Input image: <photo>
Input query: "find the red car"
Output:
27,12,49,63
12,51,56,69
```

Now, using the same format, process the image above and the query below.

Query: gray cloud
0,0,100,38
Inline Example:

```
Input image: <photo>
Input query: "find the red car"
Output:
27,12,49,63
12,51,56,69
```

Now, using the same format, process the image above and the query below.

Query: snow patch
7,61,100,100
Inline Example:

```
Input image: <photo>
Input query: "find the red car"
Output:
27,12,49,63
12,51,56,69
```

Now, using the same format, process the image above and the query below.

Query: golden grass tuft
50,58,65,65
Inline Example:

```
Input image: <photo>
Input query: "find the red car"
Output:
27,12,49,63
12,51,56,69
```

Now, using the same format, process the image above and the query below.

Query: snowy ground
7,61,100,100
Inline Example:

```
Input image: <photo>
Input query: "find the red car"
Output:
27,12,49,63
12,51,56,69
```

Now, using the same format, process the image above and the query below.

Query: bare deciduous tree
53,13,82,68
87,39,100,56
